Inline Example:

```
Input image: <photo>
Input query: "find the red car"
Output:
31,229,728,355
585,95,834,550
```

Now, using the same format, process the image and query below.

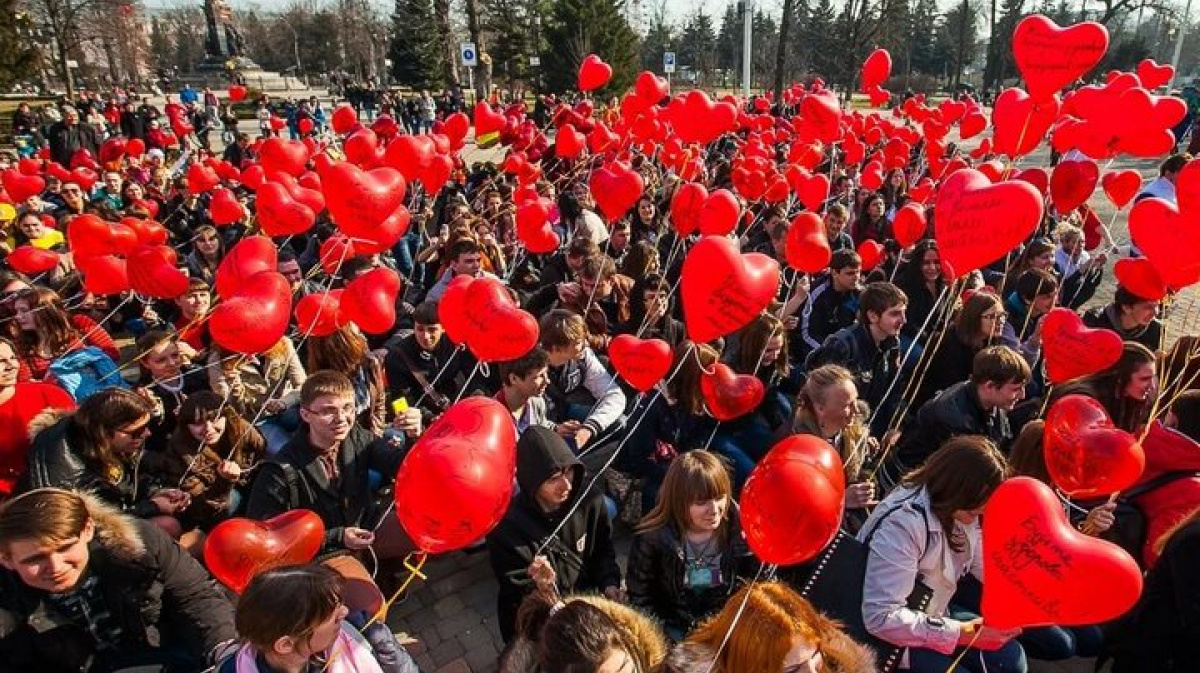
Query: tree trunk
464,0,488,100
774,0,794,106
433,0,460,88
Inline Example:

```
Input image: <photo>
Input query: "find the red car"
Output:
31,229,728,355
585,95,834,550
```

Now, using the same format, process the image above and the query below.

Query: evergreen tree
390,0,444,89
983,0,1026,91
679,9,717,83
2,3,39,89
482,0,537,88
542,0,640,94
908,0,940,75
640,4,675,73
716,3,739,74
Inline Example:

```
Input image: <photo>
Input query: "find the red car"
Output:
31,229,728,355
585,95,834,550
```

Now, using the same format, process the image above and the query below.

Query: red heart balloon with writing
460,277,540,362
682,236,781,343
981,477,1142,629
1044,395,1145,498
1040,307,1123,384
1013,15,1110,101
609,335,673,393
935,169,1044,277
204,510,325,593
701,363,765,421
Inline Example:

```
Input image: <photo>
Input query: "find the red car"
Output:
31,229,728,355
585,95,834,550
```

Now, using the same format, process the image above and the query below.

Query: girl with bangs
626,450,758,641
663,581,876,673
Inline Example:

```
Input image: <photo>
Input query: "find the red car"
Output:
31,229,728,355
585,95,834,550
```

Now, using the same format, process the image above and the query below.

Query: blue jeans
1018,624,1103,660
907,639,1027,673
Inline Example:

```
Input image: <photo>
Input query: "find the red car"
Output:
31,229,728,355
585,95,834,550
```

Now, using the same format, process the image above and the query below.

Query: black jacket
486,427,621,642
245,424,407,553
887,381,1012,487
0,493,236,672
806,324,905,431
21,412,163,519
797,275,859,359
47,121,101,168
1082,304,1164,353
626,512,758,635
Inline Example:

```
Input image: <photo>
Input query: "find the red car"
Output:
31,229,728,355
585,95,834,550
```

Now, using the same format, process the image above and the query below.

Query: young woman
917,291,1017,406
881,168,909,215
860,435,1024,673
1053,223,1104,309
627,451,758,640
852,193,890,244
786,365,877,531
222,564,418,673
137,330,209,452
664,581,877,673
185,224,226,285
896,239,947,342
0,337,74,496
12,287,120,381
618,273,684,346
628,194,663,244
1054,342,1157,433
207,336,306,422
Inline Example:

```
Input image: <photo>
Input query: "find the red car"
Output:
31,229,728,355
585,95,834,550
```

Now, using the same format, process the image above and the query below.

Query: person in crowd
11,286,121,382
861,436,1025,673
539,310,627,451
487,426,622,642
496,347,557,433
853,193,890,244
207,335,306,449
136,329,209,451
1053,223,1105,309
529,255,633,354
424,238,494,302
14,210,66,250
798,249,862,359
626,450,757,640
1082,285,1165,353
173,277,214,353
618,273,684,345
245,371,422,557
557,186,609,244
185,225,225,285
0,337,75,496
1004,268,1058,344
221,564,419,673
664,581,877,673
824,204,855,252
383,301,465,421
1053,341,1157,433
895,239,947,342
917,290,1015,406
1130,390,1200,568
305,324,387,436
46,105,101,167
0,488,238,671
886,346,1030,489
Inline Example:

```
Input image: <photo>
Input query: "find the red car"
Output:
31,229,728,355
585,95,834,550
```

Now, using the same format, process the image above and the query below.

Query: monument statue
204,0,248,60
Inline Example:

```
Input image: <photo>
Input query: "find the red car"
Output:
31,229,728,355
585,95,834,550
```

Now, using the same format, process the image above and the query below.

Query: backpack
47,346,128,401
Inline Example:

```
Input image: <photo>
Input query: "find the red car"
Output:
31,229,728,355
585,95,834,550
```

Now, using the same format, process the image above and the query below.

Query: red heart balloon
210,271,292,354
331,104,359,135
861,48,892,90
258,138,310,177
1136,58,1174,90
981,477,1142,628
516,198,560,254
893,203,928,247
215,236,278,298
186,163,220,195
1013,167,1050,196
669,182,707,236
126,138,146,158
590,161,644,221
473,101,506,137
696,189,741,236
785,212,832,274
790,168,830,213
577,54,613,91
682,236,781,343
383,134,434,182
67,214,137,257
319,235,356,275
609,335,672,393
209,187,245,226
228,85,247,102
127,244,189,299
700,363,765,421
991,87,1060,158
1112,257,1167,301
1129,160,1200,289
437,274,474,345
419,154,454,193
555,123,587,159
294,290,345,337
256,182,316,236
442,112,470,148
394,397,517,554
461,277,539,362
935,169,1044,277
740,437,845,565
121,217,168,247
2,169,45,203
1013,15,1110,101
635,70,669,103
321,163,407,239
1049,159,1099,214
203,510,324,593
6,245,60,275
76,254,129,295
959,110,988,139
99,137,127,165
1044,395,1146,498
1041,307,1124,384
340,267,403,335
1101,169,1142,210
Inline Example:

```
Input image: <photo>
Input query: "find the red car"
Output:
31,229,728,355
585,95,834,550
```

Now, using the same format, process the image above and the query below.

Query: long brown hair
955,290,1003,348
168,390,257,461
305,324,367,375
669,341,717,417
1007,420,1051,484
734,313,790,379
15,287,81,358
637,450,733,544
902,435,1009,552
1058,342,1157,432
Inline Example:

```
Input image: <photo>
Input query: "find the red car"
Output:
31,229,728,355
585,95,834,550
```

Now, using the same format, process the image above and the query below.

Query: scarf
233,623,383,673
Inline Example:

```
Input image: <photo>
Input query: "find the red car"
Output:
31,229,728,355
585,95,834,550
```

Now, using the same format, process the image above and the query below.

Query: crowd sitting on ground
2,79,1200,673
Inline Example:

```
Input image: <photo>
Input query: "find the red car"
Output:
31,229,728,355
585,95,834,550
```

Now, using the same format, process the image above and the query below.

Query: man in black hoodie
486,426,622,642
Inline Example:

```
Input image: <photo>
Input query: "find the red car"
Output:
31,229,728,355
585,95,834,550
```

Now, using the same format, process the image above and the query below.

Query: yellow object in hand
391,397,409,415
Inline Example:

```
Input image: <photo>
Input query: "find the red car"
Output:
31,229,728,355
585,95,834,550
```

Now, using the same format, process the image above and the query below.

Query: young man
1083,284,1165,353
1004,267,1058,342
424,239,494,302
486,427,622,642
0,489,237,671
539,310,627,451
383,301,465,420
885,345,1031,488
798,249,862,359
496,347,556,433
807,281,908,434
173,277,213,353
246,371,421,556
527,255,633,354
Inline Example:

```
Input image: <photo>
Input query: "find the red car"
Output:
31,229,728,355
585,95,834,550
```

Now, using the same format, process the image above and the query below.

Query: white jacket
858,486,983,656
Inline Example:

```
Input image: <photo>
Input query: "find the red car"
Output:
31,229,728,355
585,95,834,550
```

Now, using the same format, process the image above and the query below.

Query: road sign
461,43,477,67
529,56,541,67
663,51,676,74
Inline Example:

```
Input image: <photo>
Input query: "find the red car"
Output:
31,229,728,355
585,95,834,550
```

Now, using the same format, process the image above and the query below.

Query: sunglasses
116,422,152,438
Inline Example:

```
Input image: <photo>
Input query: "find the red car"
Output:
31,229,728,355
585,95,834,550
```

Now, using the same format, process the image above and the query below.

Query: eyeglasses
115,422,152,437
306,403,356,422
981,312,1008,321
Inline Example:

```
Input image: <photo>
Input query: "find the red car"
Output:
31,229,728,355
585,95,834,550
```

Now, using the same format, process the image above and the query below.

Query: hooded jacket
0,492,237,672
1082,304,1164,353
498,594,667,673
486,427,621,642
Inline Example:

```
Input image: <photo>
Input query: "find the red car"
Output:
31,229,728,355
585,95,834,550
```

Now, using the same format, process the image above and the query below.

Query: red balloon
437,274,475,345
67,214,137,258
555,123,587,159
935,169,1044,277
981,477,1142,628
341,267,403,335
1128,159,1200,289
322,163,407,241
121,217,168,246
741,438,846,565
298,117,315,136
665,91,739,145
784,212,832,274
215,236,278,298
1013,15,1110,101
473,102,506,137
789,169,830,213
384,134,434,183
1101,169,1142,210
186,163,220,195
670,182,708,236
98,137,127,165
394,397,517,554
861,48,892,90
210,271,292,354
127,245,189,299
126,138,146,158
1113,257,1167,302
1049,159,1099,214
294,290,345,337
228,84,248,102
991,88,1060,158
515,198,560,254
577,54,613,91
1041,307,1124,384
204,510,324,593
1044,395,1146,498
441,112,470,149
6,245,60,275
893,203,927,248
1136,58,1174,90
419,155,454,193
209,187,245,226
682,236,780,343
76,254,129,295
609,335,672,393
331,104,359,135
256,182,316,236
2,169,45,203
1012,167,1050,197
959,110,987,139
258,138,311,177
700,363,765,421
461,277,539,362
634,71,669,103
696,189,741,236
589,161,644,221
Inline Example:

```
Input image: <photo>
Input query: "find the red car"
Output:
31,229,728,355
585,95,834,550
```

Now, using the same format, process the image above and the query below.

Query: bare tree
25,0,124,96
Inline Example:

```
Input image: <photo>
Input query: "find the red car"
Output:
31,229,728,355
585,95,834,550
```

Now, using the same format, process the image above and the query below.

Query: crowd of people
0,72,1199,673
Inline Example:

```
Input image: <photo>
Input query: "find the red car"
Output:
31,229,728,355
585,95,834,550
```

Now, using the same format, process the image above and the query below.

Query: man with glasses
246,371,423,556
54,181,89,220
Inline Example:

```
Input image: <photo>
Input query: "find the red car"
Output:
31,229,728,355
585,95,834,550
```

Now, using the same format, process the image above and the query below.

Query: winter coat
498,595,668,672
1133,422,1200,568
798,275,859,359
545,346,627,438
1082,304,1164,353
526,274,635,353
486,427,622,642
626,512,759,635
662,629,877,673
0,492,236,672
888,381,1012,487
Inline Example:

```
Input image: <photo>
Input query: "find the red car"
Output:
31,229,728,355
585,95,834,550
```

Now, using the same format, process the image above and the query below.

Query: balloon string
942,627,983,673
1138,340,1200,445
700,564,772,673
367,551,428,628
413,345,463,408
454,359,483,405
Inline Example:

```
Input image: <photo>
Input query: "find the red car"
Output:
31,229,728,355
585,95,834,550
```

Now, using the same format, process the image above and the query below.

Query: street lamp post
1167,0,1193,92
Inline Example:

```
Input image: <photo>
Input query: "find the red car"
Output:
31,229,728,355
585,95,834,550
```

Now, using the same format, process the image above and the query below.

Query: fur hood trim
27,407,70,443
662,628,878,673
76,490,146,561
498,594,669,672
